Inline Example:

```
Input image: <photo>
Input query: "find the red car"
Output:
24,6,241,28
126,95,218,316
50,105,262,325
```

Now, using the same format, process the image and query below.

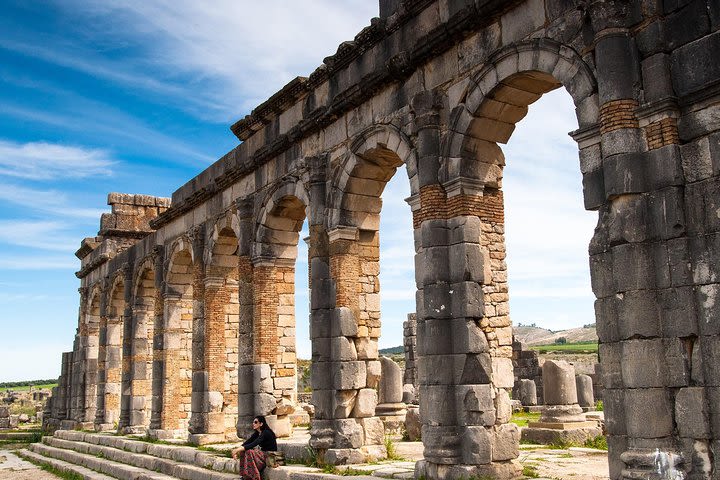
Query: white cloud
0,183,105,219
0,256,76,270
0,220,79,252
2,1,379,122
0,139,114,180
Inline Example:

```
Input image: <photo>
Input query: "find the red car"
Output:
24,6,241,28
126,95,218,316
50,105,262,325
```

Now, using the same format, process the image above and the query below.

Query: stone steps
19,449,116,480
26,430,240,480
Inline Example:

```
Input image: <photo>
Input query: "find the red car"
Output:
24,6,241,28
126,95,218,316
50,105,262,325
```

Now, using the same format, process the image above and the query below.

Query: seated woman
231,415,277,480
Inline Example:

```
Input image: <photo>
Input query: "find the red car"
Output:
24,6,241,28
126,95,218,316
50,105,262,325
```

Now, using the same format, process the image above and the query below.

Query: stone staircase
18,429,418,480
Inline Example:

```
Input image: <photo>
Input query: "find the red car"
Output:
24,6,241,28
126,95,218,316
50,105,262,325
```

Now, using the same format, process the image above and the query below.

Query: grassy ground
3,383,57,392
510,411,541,428
530,342,598,354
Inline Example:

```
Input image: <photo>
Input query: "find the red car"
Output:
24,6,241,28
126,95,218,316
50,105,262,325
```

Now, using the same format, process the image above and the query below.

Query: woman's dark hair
254,415,268,430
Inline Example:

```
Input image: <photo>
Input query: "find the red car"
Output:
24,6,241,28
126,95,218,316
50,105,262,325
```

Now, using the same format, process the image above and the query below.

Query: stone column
377,356,407,433
126,300,152,433
94,293,109,431
117,263,134,431
57,351,73,429
403,313,418,402
576,375,595,411
518,379,537,407
188,226,208,442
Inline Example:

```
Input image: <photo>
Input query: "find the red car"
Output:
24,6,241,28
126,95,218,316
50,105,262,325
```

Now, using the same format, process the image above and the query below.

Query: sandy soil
0,449,59,480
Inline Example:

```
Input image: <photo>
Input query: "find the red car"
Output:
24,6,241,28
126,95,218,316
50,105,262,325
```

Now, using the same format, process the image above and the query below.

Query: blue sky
0,1,596,382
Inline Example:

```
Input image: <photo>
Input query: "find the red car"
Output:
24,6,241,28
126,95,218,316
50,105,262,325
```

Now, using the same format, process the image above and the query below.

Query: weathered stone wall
48,1,720,479
511,338,543,404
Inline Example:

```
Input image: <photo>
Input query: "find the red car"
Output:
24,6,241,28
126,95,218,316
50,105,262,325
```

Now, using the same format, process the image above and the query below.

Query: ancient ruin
44,0,720,479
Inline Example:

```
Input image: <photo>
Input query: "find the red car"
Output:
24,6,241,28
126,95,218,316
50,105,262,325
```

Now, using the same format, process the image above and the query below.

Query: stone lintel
636,97,680,127
251,256,295,268
203,275,225,288
569,124,601,148
442,177,485,198
328,226,359,243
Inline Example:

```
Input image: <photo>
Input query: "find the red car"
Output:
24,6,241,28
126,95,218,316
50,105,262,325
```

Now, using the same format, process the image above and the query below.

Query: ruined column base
60,420,79,430
415,459,522,480
187,433,226,445
620,448,685,480
521,421,602,446
376,403,407,435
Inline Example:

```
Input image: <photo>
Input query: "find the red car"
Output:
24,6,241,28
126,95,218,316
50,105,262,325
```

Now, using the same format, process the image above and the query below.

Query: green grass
584,435,608,450
522,464,540,478
510,411,541,428
385,436,404,461
3,383,57,392
530,342,598,354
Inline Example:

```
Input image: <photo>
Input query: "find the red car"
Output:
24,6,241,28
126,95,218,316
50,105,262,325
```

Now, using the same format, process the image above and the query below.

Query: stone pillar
235,197,260,438
403,313,418,400
376,356,407,433
522,360,601,445
58,351,73,429
187,227,208,442
94,294,109,431
309,154,385,464
576,374,594,411
410,89,520,480
126,300,152,433
518,379,537,407
118,264,134,431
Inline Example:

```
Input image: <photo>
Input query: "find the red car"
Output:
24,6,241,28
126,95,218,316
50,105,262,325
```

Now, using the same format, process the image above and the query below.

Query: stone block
450,281,484,318
451,318,489,353
641,53,673,103
461,425,492,465
311,279,336,310
699,336,720,386
448,243,485,283
418,246,450,284
675,387,710,439
366,360,381,389
331,336,358,361
595,34,639,104
582,168,605,211
333,390,357,419
331,361,366,390
590,251,614,297
355,337,378,360
334,418,363,449
421,283,452,319
420,219,449,247
500,0,545,44
647,187,686,241
417,319,453,355
612,243,655,291
311,390,333,420
352,389,377,418
624,388,673,437
518,379,537,406
492,357,514,389
311,362,332,390
697,284,720,336
309,419,335,449
309,309,332,339
616,290,660,339
420,385,457,426
600,343,622,391
602,388,626,435
311,337,331,362
493,423,520,461
670,26,720,98
455,384,495,426
359,416,384,445
603,152,647,197
324,448,365,465
595,297,619,342
331,307,358,337
494,388,512,424
620,339,666,388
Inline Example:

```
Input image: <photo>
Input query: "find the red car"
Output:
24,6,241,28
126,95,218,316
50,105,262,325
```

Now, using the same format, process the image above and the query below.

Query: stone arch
443,38,598,185
203,213,241,438
328,124,419,232
121,258,156,433
254,179,309,262
96,272,125,430
73,283,101,424
158,237,195,436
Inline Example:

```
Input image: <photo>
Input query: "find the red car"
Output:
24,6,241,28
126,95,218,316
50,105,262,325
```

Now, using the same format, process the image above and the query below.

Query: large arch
200,212,242,441
153,238,194,439
95,273,125,431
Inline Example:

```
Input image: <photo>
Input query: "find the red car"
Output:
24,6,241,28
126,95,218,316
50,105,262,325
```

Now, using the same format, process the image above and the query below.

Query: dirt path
519,446,610,480
0,448,59,480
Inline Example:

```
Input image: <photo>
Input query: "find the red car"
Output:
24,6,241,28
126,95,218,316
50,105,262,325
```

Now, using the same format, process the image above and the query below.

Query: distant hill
378,325,597,355
513,325,597,346
379,346,404,355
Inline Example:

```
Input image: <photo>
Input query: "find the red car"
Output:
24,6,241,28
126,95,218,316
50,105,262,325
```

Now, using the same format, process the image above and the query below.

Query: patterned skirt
239,448,267,480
